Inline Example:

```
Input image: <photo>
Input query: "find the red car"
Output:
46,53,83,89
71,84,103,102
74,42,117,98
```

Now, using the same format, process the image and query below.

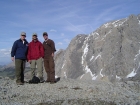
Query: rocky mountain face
55,14,140,82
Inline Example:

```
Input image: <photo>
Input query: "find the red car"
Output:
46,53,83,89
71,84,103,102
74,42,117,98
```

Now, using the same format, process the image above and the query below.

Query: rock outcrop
55,14,140,82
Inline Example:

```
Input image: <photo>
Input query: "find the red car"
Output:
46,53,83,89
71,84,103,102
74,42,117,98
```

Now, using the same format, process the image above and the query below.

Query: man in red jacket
27,33,44,82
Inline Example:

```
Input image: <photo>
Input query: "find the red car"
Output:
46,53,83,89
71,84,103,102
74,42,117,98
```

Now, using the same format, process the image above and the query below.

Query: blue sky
0,0,139,65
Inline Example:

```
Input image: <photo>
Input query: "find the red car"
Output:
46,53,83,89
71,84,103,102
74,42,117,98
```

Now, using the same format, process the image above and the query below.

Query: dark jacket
11,39,28,60
27,40,44,60
43,39,56,59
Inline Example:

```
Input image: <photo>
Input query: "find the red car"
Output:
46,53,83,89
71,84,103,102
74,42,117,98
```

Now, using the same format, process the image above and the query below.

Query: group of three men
11,32,56,85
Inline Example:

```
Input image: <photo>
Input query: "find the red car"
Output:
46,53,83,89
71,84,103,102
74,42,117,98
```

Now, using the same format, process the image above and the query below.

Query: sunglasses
21,35,26,37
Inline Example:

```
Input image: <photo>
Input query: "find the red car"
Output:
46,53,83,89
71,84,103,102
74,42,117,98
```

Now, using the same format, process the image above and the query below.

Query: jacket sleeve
50,40,56,53
11,41,17,57
39,42,44,58
27,43,31,60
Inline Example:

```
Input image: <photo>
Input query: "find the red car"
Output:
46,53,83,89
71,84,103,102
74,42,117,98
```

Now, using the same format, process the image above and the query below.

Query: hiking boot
50,81,56,84
16,82,24,85
45,80,51,83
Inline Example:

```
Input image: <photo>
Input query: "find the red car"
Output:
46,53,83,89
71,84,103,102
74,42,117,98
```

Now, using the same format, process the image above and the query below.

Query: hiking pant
30,57,43,81
44,56,55,82
15,59,26,83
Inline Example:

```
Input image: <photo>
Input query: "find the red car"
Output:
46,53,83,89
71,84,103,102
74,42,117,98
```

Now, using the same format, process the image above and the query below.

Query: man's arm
27,43,31,63
39,42,44,58
50,40,56,57
11,41,17,61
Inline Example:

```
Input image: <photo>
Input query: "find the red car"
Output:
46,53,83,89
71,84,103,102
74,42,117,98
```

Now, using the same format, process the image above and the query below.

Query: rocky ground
0,76,140,105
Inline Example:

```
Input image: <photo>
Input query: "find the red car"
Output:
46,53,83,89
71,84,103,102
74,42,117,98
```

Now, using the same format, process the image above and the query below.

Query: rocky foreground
0,77,140,105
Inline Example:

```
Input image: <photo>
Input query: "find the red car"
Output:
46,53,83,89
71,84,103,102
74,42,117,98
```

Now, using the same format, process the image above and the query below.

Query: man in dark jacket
43,32,56,84
11,32,28,85
27,33,44,82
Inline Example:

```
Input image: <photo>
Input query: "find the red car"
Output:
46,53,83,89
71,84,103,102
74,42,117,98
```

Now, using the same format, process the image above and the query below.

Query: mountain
55,14,140,82
0,62,30,79
0,62,14,71
0,65,3,69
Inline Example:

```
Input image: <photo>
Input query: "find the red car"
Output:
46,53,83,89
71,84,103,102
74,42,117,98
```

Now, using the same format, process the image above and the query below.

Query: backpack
29,76,40,84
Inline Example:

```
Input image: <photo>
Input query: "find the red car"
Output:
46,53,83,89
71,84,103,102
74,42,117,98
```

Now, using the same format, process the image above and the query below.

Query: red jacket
27,40,44,60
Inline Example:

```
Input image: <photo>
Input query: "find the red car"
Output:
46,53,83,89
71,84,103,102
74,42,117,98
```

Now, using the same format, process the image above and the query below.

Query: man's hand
52,53,54,57
28,60,31,64
11,57,14,61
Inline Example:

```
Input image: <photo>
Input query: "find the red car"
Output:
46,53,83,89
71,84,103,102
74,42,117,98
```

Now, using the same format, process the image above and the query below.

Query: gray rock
0,77,140,105
55,14,140,82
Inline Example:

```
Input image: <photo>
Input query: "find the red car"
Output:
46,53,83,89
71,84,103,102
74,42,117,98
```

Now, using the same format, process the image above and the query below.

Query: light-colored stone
0,77,140,105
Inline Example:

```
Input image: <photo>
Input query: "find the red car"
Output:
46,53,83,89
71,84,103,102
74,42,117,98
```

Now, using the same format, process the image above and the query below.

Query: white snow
95,54,101,60
95,37,99,40
90,56,94,61
105,30,112,36
116,75,121,80
62,64,65,68
127,69,137,78
92,74,98,80
100,69,104,77
112,20,121,27
104,23,110,28
101,30,112,41
80,65,98,80
85,66,97,80
110,56,114,60
64,72,67,78
80,74,84,79
81,35,90,64
135,53,139,58
137,17,140,25
95,32,99,35
93,53,101,62
62,60,66,68
85,65,91,73
112,18,127,27
94,32,100,40
102,18,127,28
91,32,99,39
134,50,140,61
83,44,88,55
82,44,89,64
101,38,105,41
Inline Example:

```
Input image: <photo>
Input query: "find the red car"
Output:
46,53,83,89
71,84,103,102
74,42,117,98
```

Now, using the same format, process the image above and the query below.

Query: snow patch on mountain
53,14,140,82
127,69,137,78
100,69,104,77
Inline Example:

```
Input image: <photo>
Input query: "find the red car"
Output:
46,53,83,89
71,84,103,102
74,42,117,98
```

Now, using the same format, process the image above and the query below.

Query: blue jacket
11,39,28,60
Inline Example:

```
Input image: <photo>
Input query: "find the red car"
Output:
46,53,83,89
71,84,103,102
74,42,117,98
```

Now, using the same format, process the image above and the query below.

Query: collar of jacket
45,39,49,42
19,39,27,42
32,39,39,43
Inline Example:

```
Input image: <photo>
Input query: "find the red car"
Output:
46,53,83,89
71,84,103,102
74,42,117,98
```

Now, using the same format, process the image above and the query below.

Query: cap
32,33,37,37
43,32,48,36
21,32,26,36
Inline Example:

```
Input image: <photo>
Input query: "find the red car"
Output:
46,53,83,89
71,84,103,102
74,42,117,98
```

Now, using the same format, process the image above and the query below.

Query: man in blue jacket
11,32,28,85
